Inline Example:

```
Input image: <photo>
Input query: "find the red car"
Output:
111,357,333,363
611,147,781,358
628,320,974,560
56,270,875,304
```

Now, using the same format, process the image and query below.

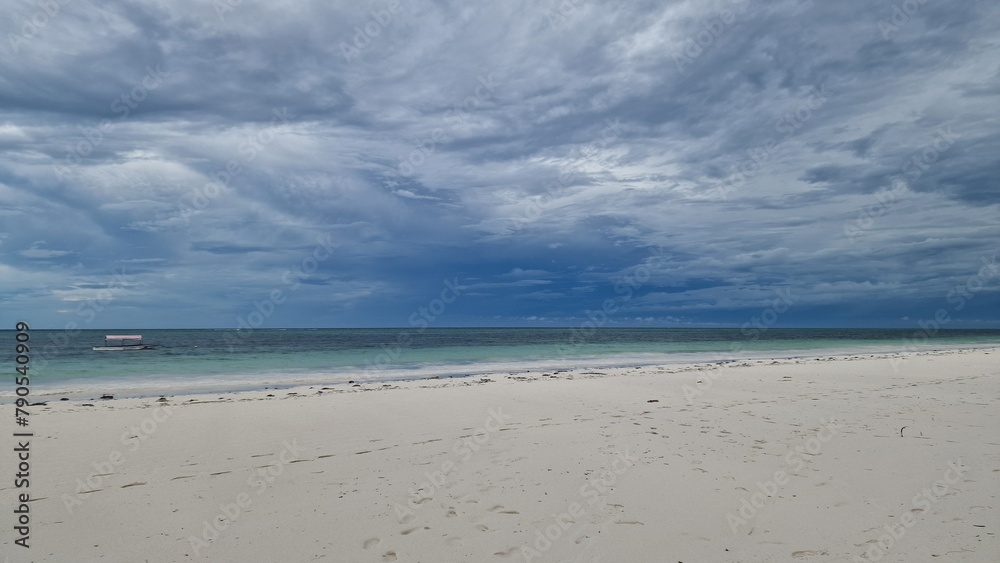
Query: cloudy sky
2,0,998,329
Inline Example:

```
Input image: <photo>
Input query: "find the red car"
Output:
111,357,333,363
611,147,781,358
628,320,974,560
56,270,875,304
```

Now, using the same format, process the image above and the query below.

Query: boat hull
92,345,160,351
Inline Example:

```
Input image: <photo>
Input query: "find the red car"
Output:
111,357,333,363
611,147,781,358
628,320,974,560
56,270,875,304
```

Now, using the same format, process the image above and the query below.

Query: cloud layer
2,0,998,328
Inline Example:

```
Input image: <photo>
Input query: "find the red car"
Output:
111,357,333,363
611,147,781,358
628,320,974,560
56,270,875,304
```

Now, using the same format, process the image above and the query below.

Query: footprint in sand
363,537,380,550
382,551,397,561
488,505,520,515
791,550,828,558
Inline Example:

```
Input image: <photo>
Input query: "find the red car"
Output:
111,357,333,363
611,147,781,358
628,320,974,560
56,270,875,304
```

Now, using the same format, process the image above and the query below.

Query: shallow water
4,328,998,399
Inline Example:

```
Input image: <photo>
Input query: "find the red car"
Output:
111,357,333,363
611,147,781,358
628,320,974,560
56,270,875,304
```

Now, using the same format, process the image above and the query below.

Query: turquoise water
4,328,998,399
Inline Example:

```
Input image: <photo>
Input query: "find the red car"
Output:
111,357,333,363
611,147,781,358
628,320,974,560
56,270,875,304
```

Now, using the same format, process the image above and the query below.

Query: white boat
93,334,160,351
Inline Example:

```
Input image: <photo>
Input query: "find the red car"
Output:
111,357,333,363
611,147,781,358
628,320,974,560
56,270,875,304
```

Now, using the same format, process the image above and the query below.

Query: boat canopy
105,335,143,340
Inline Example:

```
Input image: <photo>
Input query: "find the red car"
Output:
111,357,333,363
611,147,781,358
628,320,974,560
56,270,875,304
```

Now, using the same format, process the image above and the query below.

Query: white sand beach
3,348,998,562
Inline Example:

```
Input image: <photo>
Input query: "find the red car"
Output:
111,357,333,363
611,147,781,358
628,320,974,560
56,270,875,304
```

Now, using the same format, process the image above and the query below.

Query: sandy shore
3,348,998,562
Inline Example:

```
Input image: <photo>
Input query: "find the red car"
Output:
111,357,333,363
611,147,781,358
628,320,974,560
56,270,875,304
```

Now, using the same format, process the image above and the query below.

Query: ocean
4,328,999,400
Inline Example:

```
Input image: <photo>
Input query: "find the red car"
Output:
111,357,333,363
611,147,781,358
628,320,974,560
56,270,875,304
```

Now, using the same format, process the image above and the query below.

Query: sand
2,348,998,562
